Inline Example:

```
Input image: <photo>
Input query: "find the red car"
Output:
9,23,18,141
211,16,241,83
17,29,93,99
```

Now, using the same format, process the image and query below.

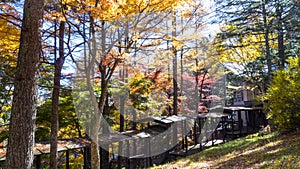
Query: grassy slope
152,130,300,169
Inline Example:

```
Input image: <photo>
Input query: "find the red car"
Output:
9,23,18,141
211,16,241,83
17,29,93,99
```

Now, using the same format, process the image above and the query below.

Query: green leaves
129,73,152,111
36,93,83,141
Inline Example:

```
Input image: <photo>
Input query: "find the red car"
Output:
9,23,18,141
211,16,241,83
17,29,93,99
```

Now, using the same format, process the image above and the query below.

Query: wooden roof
224,106,263,111
0,138,90,161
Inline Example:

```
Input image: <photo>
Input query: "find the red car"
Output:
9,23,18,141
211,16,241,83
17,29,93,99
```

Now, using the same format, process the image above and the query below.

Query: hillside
152,130,300,169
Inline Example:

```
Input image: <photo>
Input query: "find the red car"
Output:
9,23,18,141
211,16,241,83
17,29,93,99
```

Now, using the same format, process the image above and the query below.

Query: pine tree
6,0,45,168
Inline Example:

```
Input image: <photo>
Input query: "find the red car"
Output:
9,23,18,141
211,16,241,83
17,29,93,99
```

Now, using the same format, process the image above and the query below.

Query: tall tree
50,20,66,169
43,1,87,167
172,11,178,116
213,0,276,92
213,0,298,82
6,0,45,168
281,0,300,61
275,0,285,69
261,0,272,84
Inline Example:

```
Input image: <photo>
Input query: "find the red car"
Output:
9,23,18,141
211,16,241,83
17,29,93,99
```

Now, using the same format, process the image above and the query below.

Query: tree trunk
119,64,125,132
89,15,101,169
172,12,178,116
262,0,272,85
89,10,111,169
119,21,128,132
195,38,199,114
195,59,199,114
50,21,65,169
276,0,285,69
6,0,45,168
90,141,100,169
99,19,110,169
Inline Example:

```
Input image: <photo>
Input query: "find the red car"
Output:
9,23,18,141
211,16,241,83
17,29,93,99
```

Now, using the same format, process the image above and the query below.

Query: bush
264,57,300,132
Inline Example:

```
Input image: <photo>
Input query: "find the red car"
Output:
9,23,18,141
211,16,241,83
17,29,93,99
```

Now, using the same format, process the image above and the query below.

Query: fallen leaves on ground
152,130,300,169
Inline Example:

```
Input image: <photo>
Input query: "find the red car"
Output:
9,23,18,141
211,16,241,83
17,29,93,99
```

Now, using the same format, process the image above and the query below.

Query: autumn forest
0,0,300,168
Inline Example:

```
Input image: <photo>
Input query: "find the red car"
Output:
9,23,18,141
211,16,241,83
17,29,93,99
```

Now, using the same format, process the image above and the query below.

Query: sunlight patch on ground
242,140,282,156
154,131,300,169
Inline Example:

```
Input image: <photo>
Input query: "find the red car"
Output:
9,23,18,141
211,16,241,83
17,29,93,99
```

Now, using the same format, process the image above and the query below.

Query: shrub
264,57,300,132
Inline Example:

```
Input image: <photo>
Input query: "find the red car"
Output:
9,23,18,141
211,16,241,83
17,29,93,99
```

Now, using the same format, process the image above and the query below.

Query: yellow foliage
264,57,300,131
214,23,278,63
0,18,20,65
131,33,140,41
216,35,263,63
58,0,190,21
172,39,184,50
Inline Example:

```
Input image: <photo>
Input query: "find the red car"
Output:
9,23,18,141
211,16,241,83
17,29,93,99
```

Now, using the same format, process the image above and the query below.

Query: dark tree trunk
6,0,45,168
119,65,125,132
262,0,272,85
50,21,65,169
276,0,285,69
195,59,199,114
99,19,110,169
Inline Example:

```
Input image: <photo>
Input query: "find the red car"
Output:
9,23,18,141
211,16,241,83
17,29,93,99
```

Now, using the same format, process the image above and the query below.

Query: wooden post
118,141,123,169
211,118,214,146
199,118,203,150
237,110,242,136
36,155,41,169
253,110,257,130
231,111,234,137
83,147,89,169
66,150,70,169
147,137,152,167
245,110,249,134
193,119,197,145
126,140,130,169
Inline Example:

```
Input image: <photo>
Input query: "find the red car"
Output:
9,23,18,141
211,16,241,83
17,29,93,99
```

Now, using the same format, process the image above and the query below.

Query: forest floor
151,130,300,169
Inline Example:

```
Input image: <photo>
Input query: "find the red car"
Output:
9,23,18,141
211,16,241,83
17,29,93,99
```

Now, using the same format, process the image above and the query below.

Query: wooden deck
0,107,266,169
